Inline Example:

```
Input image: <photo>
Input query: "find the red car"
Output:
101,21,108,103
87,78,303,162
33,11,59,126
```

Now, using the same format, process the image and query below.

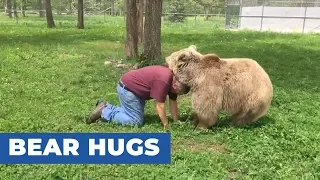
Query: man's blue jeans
101,82,146,126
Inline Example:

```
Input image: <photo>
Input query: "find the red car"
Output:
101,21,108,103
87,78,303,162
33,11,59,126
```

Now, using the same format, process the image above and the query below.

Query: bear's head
165,45,221,73
165,45,222,87
165,45,202,74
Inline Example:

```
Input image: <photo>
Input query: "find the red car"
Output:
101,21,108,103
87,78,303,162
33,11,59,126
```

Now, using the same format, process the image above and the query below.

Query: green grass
1,14,320,179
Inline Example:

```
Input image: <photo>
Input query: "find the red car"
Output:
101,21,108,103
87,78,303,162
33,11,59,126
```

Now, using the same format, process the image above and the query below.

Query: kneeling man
87,64,190,129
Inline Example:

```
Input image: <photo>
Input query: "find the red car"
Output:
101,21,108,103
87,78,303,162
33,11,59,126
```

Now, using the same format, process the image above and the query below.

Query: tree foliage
166,0,186,22
1,0,225,16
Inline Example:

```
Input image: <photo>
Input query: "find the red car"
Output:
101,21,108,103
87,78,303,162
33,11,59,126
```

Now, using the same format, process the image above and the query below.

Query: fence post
238,0,242,28
225,0,228,29
302,1,308,33
260,0,265,31
194,16,196,26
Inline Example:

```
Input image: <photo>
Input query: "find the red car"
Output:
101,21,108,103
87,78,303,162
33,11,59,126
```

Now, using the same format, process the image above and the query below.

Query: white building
226,0,320,33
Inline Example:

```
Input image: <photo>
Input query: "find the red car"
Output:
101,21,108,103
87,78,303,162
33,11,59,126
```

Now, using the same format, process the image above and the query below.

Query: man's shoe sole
87,101,106,124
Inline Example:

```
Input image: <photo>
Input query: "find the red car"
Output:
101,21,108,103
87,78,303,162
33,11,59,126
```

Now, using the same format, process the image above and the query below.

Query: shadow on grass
143,112,193,126
71,110,275,132
2,24,318,94
143,112,275,130
0,28,124,47
214,115,276,130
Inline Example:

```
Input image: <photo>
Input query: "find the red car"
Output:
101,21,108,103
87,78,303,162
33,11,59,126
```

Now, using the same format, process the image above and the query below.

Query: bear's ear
201,54,220,62
188,45,197,51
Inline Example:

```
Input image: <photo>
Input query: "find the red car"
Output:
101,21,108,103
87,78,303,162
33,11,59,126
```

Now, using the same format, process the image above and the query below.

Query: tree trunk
110,0,114,16
125,0,138,59
77,0,84,29
7,0,12,18
45,0,55,28
4,0,6,13
21,0,26,17
136,0,144,43
57,0,61,15
143,0,162,61
68,0,72,14
13,0,17,18
39,0,45,17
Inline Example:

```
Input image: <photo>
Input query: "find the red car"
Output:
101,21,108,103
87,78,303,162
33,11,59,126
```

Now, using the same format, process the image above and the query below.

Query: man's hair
161,63,190,94
173,76,191,95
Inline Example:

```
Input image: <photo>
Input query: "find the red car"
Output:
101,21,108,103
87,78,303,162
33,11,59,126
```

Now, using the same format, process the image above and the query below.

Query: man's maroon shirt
120,65,177,103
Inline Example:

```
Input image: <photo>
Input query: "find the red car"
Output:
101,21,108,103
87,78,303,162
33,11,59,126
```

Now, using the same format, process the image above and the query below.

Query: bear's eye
177,62,187,69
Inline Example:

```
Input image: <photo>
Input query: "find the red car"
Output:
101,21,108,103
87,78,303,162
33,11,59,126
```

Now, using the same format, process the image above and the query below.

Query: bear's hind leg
243,103,269,124
231,103,269,126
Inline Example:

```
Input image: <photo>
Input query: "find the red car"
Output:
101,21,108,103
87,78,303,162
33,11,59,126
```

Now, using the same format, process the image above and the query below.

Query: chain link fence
1,8,227,29
2,0,320,33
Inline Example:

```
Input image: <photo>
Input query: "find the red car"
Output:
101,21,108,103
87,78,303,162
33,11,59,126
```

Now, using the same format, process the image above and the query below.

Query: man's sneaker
87,99,106,124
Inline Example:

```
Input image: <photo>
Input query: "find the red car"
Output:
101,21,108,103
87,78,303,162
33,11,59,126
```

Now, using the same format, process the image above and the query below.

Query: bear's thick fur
165,45,273,129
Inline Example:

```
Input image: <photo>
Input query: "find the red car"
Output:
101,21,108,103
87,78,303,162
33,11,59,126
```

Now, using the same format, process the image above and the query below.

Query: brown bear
165,45,273,129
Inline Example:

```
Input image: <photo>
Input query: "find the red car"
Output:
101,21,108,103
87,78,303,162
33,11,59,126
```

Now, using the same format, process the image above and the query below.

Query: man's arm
156,101,169,129
150,80,172,129
169,98,179,122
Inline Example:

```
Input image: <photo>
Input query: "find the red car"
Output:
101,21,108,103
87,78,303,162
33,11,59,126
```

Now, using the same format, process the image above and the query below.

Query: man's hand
163,123,170,130
156,101,169,128
169,98,179,122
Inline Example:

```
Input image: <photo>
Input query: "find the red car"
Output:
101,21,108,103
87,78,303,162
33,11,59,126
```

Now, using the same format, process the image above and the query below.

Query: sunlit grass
0,14,319,179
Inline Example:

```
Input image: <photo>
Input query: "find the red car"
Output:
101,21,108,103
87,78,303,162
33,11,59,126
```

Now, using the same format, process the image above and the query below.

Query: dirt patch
172,139,230,154
228,169,240,179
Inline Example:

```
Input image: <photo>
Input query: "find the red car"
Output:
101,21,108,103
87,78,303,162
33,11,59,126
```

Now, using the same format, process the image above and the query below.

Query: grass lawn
0,14,320,179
